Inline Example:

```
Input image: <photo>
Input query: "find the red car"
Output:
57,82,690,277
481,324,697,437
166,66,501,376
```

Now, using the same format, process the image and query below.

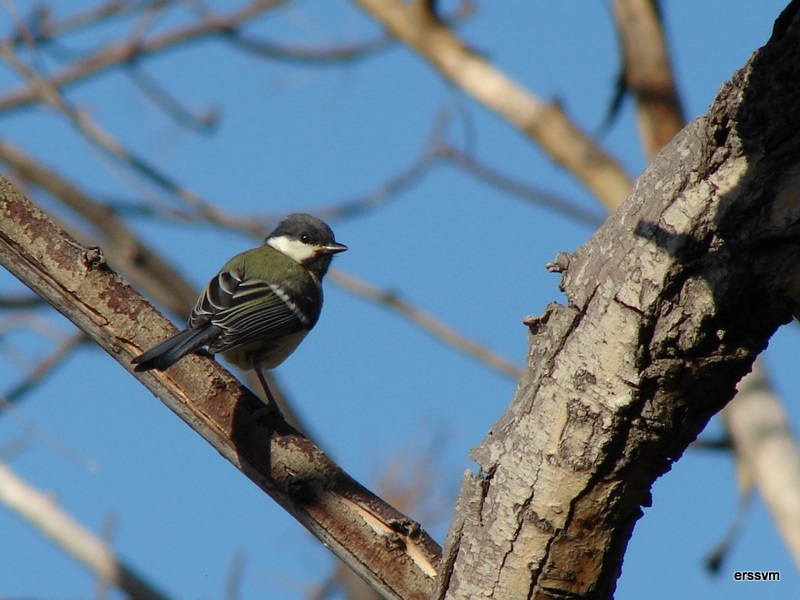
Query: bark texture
436,4,800,598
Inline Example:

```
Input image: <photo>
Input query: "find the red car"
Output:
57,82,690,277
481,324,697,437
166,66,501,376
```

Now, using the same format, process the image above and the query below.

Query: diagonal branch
352,0,634,210
612,0,800,570
0,178,441,600
438,144,606,228
722,362,800,565
5,0,168,48
436,4,800,596
0,38,260,234
0,0,288,114
330,270,522,380
2,330,86,406
0,460,171,600
0,139,196,316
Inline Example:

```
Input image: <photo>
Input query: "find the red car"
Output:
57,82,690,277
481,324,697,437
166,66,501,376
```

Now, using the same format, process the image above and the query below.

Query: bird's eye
300,234,310,243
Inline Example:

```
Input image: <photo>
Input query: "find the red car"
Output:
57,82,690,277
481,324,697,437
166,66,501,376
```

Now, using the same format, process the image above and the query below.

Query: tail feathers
132,326,221,372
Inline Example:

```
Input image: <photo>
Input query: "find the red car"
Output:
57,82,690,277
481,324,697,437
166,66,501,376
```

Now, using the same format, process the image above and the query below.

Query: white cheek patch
267,235,317,264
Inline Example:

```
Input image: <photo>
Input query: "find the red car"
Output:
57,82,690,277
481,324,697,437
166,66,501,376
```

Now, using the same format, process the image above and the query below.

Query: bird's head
265,213,347,278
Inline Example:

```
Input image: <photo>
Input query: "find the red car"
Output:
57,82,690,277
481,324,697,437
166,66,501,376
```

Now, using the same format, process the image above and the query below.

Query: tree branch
612,0,685,157
0,179,441,600
352,0,633,210
612,0,800,569
0,460,171,600
330,270,522,380
436,4,800,596
0,0,288,114
723,362,800,564
0,139,196,316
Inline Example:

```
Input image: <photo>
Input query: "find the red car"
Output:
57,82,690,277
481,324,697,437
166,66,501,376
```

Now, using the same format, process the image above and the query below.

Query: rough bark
436,4,800,598
613,0,800,570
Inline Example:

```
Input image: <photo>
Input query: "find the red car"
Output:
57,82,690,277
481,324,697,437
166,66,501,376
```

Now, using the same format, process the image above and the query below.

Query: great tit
132,212,348,405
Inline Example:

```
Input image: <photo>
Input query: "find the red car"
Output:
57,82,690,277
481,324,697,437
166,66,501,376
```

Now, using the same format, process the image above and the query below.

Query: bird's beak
318,242,348,255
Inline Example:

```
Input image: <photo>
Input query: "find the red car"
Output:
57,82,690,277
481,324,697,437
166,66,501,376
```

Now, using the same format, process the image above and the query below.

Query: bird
132,212,348,407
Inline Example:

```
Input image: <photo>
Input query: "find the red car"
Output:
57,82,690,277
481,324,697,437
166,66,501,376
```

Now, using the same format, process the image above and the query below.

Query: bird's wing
188,270,240,329
188,269,314,354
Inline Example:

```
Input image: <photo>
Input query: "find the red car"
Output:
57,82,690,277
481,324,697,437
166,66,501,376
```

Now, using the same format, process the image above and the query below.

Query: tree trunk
435,4,800,598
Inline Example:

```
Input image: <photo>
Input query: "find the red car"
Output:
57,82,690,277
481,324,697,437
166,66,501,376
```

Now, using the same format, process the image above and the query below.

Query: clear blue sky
0,1,797,598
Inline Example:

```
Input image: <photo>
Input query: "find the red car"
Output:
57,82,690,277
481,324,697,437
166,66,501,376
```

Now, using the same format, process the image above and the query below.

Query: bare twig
224,550,247,600
353,0,634,210
704,483,754,573
231,0,478,64
0,392,101,470
5,1,169,48
315,112,447,222
228,30,393,64
0,139,197,316
0,0,289,114
0,293,46,308
0,460,172,600
329,270,523,380
124,61,219,132
3,330,86,405
612,0,685,157
438,144,606,228
0,40,261,235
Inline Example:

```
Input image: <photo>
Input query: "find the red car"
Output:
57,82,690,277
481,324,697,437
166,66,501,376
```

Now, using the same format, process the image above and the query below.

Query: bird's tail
132,326,220,372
